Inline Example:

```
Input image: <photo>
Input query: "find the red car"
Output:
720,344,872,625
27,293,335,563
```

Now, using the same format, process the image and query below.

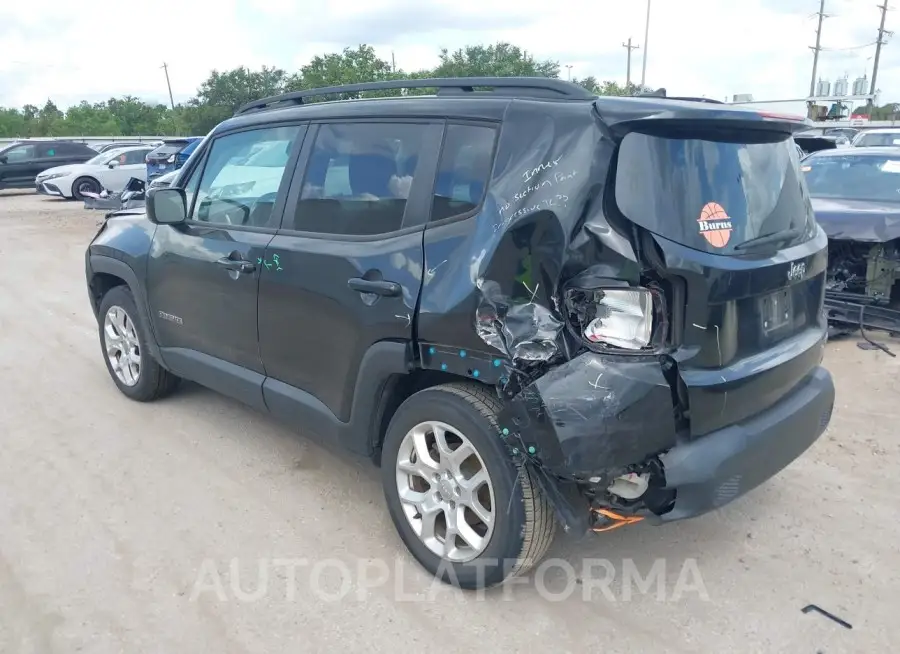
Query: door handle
216,257,256,274
348,278,401,297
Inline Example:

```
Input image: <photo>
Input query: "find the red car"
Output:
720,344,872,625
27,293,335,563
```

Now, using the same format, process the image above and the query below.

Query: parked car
850,128,900,147
801,146,900,332
85,77,835,589
147,169,178,190
94,141,160,153
145,137,201,182
0,140,97,190
35,145,153,200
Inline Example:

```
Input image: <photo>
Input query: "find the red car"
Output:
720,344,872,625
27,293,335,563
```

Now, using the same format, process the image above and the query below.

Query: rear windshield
150,143,188,157
614,132,814,254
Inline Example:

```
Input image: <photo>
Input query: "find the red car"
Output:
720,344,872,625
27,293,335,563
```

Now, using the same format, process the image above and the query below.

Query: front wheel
381,382,556,589
97,285,180,401
72,176,101,200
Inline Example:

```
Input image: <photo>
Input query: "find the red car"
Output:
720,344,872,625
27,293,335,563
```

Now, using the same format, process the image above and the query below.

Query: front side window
2,144,36,163
189,126,301,228
431,124,496,222
124,149,149,165
292,123,427,235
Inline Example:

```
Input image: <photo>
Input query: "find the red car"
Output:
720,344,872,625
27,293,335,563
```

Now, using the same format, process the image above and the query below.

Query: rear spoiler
595,96,812,136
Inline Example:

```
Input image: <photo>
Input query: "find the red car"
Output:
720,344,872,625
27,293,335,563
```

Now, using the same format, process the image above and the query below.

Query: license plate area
761,289,792,332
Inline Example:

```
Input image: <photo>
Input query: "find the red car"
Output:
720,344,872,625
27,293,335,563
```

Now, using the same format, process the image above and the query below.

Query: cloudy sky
0,0,894,109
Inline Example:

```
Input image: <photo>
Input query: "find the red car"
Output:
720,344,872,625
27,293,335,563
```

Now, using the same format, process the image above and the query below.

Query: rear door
258,120,442,428
146,123,305,408
613,125,829,436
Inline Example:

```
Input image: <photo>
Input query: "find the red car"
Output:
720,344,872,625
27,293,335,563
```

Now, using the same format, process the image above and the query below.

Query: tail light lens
166,154,175,164
583,288,653,350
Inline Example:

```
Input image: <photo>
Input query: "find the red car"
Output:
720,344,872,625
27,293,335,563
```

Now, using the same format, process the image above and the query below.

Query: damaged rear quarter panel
417,100,674,475
499,354,677,476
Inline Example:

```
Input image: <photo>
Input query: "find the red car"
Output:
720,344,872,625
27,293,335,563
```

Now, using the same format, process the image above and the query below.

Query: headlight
38,172,66,182
581,288,653,350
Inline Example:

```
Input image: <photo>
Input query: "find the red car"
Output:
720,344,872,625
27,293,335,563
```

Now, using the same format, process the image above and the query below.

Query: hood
811,196,900,242
37,163,83,179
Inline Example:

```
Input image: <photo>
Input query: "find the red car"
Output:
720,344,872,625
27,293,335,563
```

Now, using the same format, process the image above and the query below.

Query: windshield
803,154,900,202
84,150,126,166
852,132,900,147
614,132,814,254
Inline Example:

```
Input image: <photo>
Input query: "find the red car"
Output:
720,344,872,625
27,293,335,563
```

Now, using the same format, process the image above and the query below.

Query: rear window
614,132,814,254
150,143,190,157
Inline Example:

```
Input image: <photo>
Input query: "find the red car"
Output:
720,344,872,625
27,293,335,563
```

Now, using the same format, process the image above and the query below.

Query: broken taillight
583,288,653,350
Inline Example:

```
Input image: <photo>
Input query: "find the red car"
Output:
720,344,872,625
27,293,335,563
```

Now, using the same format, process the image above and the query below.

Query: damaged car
36,145,153,200
84,77,835,589
803,146,900,333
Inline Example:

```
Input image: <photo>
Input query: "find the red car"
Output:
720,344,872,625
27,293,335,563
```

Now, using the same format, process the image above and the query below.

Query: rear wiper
733,228,802,251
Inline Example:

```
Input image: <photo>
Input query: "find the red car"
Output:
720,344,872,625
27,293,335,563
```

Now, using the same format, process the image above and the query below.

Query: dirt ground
0,189,896,653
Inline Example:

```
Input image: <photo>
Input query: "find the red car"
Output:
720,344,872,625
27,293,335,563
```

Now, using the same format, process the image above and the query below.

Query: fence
0,136,196,149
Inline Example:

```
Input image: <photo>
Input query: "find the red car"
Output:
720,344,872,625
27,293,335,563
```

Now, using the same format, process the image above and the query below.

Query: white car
35,146,153,200
850,128,900,148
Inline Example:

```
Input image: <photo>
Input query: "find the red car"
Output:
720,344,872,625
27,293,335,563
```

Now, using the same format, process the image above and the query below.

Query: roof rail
235,77,596,115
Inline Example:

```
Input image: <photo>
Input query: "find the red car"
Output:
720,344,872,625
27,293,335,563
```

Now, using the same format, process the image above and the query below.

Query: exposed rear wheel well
371,369,495,465
89,273,128,317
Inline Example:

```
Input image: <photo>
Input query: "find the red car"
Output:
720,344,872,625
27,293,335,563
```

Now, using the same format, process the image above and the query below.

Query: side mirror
108,160,120,169
147,187,187,225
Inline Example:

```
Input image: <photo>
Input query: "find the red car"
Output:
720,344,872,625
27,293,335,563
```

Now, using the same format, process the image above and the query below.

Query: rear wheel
72,176,101,200
381,382,556,589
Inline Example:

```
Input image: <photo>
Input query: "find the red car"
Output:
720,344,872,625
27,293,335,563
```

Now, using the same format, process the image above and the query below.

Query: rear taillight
583,288,653,350
166,154,175,164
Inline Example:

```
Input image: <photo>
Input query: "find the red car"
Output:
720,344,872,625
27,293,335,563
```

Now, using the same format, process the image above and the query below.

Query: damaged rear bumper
655,366,834,522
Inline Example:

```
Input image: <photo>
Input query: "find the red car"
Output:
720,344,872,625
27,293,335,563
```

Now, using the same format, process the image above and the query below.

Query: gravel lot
0,189,896,653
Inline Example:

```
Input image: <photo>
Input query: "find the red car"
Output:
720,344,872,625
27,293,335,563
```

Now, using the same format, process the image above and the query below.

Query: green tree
195,65,288,113
286,45,399,99
432,42,559,79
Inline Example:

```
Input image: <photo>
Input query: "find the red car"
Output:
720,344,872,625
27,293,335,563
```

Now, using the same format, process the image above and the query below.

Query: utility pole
161,63,175,111
565,64,573,80
809,0,829,98
870,0,892,106
622,38,640,87
640,0,651,86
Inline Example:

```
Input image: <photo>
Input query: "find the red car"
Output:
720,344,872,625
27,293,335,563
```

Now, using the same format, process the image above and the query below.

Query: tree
432,42,559,79
0,41,662,137
286,45,399,99
195,65,289,113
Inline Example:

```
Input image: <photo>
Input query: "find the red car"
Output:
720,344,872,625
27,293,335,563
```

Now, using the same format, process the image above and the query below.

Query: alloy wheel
103,306,141,386
395,420,496,562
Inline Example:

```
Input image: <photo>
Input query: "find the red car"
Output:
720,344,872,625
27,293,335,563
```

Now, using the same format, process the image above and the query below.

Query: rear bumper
654,365,834,522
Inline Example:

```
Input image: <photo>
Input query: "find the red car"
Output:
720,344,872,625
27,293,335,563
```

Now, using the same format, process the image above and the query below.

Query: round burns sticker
698,202,733,248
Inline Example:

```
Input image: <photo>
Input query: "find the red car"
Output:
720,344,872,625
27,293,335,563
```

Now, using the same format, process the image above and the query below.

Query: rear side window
292,123,427,235
615,132,814,254
431,124,496,222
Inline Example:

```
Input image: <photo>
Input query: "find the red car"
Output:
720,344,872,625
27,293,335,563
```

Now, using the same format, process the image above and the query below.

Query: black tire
97,285,180,401
71,176,101,201
381,382,556,589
